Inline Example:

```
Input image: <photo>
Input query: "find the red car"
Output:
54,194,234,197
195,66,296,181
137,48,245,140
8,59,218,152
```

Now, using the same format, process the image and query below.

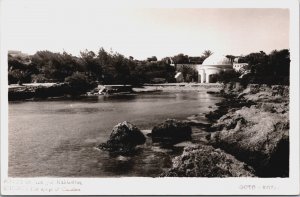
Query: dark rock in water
151,119,192,144
98,121,146,154
162,144,255,177
206,91,220,95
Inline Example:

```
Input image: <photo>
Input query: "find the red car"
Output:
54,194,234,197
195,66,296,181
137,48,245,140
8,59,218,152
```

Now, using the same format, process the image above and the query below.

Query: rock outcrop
208,84,289,177
151,119,192,144
162,144,255,177
238,84,289,103
205,96,254,123
8,82,96,101
98,121,146,154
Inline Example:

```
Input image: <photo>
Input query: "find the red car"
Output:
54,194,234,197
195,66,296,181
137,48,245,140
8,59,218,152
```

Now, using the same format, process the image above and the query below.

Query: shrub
214,70,240,83
31,74,48,83
64,72,92,95
8,69,26,85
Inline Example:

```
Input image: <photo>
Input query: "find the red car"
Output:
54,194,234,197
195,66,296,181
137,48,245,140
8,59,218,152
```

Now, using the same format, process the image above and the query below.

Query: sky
2,0,289,60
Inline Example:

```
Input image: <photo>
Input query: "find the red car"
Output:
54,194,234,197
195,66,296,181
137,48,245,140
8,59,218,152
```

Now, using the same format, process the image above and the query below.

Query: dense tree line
8,48,176,85
8,48,290,86
215,49,290,85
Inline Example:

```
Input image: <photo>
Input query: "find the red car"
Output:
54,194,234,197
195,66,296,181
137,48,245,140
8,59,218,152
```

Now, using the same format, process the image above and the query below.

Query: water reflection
101,94,138,102
101,155,136,175
9,91,221,177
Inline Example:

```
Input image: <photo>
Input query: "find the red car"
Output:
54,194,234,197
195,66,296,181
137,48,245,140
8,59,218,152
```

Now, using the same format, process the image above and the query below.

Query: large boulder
151,119,192,144
98,121,146,153
209,105,289,177
162,144,255,177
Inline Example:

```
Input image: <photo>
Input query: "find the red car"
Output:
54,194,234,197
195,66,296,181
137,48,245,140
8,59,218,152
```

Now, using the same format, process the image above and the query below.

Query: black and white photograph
1,0,299,195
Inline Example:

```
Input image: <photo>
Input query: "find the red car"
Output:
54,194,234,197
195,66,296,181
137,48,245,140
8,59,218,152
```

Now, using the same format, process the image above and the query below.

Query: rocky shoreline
10,82,289,177
163,83,289,177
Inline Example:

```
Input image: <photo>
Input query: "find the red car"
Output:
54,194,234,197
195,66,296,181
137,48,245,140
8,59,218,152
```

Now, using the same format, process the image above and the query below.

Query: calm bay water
9,91,221,177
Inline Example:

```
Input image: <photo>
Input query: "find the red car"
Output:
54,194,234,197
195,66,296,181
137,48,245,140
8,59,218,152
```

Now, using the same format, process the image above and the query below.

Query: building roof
202,53,232,66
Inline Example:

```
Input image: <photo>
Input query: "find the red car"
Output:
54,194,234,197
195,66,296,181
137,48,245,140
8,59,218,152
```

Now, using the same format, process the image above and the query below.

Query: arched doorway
209,74,218,83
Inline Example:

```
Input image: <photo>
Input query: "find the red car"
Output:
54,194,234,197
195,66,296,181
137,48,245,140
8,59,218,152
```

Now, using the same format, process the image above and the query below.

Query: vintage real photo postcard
1,0,299,195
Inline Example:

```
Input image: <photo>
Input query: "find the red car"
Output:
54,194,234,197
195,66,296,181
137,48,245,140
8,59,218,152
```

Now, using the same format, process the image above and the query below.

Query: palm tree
202,50,213,58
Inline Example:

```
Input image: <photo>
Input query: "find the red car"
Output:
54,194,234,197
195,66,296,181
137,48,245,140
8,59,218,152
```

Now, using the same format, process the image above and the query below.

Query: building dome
197,53,234,83
202,53,232,66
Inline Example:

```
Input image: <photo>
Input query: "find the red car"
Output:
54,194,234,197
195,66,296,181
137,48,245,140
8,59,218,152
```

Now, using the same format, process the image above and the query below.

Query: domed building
197,53,234,83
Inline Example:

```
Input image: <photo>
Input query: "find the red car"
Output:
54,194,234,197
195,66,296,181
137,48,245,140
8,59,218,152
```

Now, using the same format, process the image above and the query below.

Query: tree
214,70,240,83
80,50,102,81
8,69,26,85
111,53,130,84
147,56,157,62
244,51,269,76
97,48,110,66
31,50,69,82
178,65,197,82
226,55,236,63
202,50,213,58
161,57,172,64
172,53,189,64
8,52,37,84
269,49,290,77
65,72,92,95
238,49,290,85
188,56,205,64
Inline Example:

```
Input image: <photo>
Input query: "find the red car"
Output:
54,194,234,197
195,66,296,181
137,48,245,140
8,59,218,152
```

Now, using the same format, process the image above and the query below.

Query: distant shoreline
8,82,224,89
8,82,224,101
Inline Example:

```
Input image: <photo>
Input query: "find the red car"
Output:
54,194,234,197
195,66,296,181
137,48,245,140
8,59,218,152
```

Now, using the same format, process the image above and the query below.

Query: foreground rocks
151,119,192,144
98,121,146,154
162,144,255,177
208,107,289,177
207,83,289,177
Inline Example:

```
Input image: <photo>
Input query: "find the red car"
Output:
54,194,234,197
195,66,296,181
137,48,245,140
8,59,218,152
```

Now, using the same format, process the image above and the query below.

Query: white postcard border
1,0,299,195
